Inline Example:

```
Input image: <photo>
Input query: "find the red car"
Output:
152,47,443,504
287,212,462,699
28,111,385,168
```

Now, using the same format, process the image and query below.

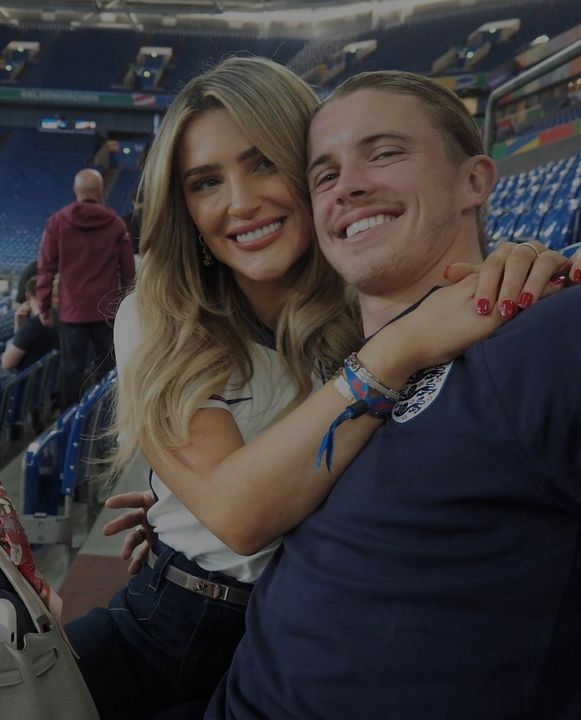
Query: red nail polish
499,299,516,319
442,265,450,280
476,298,490,315
574,269,581,284
551,273,567,285
517,292,534,309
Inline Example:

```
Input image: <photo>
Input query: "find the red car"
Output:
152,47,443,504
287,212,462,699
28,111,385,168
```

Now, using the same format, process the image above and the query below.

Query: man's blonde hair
328,71,488,252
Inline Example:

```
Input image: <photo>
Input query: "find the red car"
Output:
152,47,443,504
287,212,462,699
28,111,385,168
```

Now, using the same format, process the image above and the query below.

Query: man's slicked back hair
328,71,488,251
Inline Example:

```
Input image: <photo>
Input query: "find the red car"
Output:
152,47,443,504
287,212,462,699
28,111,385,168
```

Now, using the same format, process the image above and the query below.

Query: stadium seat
19,371,117,547
538,200,581,250
512,208,546,244
0,361,45,457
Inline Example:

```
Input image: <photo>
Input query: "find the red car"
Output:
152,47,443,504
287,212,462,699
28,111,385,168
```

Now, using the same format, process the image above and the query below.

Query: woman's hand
103,491,156,575
365,274,505,383
444,241,579,318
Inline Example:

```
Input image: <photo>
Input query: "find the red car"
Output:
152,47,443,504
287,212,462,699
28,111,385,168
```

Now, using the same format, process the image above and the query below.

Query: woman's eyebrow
182,146,261,181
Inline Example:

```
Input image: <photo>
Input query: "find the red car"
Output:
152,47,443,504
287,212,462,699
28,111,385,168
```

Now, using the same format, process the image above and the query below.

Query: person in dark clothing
122,192,142,256
14,260,37,306
36,168,135,408
1,276,58,373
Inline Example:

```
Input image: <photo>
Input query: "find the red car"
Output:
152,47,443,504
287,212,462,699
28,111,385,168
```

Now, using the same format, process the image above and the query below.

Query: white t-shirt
114,293,320,583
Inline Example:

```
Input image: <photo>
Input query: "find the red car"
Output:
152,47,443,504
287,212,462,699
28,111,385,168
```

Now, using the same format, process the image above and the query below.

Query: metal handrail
483,38,581,154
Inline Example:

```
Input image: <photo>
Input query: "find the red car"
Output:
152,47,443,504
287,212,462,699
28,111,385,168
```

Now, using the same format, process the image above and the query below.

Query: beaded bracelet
317,364,396,472
345,352,402,403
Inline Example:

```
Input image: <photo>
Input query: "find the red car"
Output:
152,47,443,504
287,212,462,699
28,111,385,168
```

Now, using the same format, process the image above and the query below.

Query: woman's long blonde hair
113,56,360,472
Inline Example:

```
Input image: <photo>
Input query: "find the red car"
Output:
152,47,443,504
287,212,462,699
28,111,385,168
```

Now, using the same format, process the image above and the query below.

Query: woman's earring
200,236,215,267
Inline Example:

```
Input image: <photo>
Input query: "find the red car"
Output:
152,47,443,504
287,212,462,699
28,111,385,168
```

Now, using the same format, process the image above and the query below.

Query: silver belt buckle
187,576,222,600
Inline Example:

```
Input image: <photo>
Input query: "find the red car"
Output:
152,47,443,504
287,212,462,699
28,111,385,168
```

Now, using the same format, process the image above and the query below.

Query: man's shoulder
12,315,40,347
476,286,581,391
495,286,580,340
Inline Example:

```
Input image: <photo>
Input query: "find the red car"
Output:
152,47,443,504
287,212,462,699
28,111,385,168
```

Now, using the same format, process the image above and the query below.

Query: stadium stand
0,127,98,274
487,152,581,249
20,370,116,547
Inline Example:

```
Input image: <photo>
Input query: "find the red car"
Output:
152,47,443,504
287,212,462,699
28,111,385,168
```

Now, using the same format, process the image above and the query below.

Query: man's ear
460,154,496,211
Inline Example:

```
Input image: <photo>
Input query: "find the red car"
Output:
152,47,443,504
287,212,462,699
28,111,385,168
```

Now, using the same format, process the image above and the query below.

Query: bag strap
0,547,52,633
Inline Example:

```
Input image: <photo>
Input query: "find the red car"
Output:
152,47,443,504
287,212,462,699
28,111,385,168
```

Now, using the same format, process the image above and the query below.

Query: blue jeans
65,539,252,720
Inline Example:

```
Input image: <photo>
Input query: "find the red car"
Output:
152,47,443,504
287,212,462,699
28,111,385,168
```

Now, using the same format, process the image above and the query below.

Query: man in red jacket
37,168,135,408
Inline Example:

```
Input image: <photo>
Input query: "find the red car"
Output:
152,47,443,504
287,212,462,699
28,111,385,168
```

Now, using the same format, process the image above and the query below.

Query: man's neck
359,239,482,336
359,279,438,336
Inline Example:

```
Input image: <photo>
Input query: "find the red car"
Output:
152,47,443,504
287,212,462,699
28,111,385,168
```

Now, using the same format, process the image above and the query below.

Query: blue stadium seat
538,201,581,250
490,208,522,243
512,208,546,244
0,360,45,456
19,371,117,546
560,242,581,259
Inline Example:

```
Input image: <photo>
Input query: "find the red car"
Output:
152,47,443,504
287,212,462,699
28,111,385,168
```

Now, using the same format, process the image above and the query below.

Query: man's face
307,89,469,296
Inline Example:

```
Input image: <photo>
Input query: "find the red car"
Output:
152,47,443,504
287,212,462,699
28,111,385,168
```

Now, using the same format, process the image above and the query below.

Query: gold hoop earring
199,236,215,267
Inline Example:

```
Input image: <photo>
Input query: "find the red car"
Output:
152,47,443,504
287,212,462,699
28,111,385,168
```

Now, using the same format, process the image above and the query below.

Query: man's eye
315,172,337,188
372,151,401,161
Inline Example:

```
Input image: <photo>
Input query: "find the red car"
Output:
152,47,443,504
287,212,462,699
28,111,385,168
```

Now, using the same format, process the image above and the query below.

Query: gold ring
134,525,145,536
520,242,541,258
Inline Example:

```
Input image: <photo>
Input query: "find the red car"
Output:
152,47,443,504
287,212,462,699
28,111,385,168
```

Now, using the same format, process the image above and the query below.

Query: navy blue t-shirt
206,287,581,720
12,314,58,370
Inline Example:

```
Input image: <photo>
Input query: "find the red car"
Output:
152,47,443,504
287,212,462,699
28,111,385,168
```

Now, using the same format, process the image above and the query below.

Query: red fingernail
551,273,568,285
476,298,490,315
442,265,450,280
517,291,533,309
574,269,581,284
499,299,516,319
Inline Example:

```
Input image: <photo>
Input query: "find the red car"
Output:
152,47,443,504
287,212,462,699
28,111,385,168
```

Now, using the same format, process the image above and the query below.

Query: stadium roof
0,0,507,37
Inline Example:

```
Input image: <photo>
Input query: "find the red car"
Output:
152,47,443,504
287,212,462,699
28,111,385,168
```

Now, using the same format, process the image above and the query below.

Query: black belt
147,550,252,607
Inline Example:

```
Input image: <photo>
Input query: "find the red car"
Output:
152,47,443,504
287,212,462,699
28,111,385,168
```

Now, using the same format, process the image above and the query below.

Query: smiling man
205,70,581,720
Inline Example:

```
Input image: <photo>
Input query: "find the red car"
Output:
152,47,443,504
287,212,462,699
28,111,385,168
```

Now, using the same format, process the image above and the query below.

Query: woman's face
178,107,312,293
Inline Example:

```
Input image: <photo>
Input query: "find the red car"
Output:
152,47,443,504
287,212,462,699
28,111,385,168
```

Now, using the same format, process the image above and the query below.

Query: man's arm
2,319,37,370
36,223,58,325
1,342,25,371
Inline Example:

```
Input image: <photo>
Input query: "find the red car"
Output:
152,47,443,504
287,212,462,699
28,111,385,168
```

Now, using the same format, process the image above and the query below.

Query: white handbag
0,546,99,720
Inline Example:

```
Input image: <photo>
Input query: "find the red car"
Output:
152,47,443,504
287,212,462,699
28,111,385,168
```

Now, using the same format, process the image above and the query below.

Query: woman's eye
192,177,220,192
255,157,275,171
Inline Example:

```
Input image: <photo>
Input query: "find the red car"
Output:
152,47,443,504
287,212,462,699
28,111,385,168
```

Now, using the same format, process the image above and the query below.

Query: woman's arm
137,276,496,555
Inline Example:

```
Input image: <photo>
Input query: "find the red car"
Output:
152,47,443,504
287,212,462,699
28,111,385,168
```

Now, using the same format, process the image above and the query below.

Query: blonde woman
65,57,571,720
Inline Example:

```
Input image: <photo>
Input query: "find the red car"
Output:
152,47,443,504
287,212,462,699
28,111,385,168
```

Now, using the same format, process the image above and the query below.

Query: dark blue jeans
65,539,252,720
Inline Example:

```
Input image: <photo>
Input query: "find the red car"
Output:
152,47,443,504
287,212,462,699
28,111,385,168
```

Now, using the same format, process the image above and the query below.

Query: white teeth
235,221,282,244
345,213,392,239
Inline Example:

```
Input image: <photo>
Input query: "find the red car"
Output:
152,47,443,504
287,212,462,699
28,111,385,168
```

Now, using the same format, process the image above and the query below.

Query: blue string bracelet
316,365,396,471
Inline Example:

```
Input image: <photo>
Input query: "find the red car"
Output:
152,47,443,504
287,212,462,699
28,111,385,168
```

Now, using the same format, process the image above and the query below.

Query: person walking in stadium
204,70,581,720
65,58,576,720
36,168,135,408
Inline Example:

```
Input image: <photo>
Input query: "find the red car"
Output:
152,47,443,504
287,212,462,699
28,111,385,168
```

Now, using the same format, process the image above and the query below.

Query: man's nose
333,164,375,204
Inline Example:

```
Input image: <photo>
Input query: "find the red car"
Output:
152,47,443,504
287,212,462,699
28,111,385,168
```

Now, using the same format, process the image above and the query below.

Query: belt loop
148,544,175,591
